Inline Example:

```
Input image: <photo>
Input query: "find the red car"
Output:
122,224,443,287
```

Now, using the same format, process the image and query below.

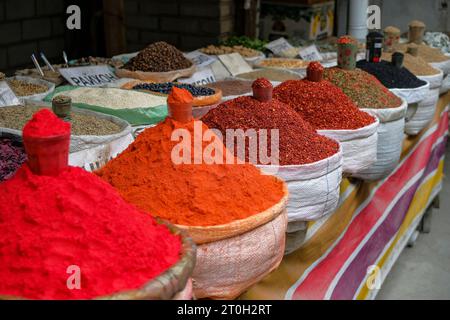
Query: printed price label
265,37,294,55
184,50,217,68
178,66,216,86
217,53,252,76
299,45,323,61
0,81,21,107
59,65,118,87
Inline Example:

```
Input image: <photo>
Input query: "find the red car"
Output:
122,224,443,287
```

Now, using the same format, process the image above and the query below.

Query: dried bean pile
209,79,253,96
273,80,376,130
202,96,339,165
7,79,48,96
356,60,427,89
0,106,122,136
323,67,402,108
0,138,26,182
133,82,215,96
123,42,192,72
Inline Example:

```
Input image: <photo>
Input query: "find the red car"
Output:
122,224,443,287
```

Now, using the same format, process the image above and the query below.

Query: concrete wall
0,0,66,71
373,0,449,32
123,0,235,52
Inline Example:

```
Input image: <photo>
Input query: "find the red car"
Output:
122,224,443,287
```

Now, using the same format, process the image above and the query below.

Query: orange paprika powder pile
96,88,285,227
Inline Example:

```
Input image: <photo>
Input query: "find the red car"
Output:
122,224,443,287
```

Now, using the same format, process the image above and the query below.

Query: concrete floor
376,143,450,300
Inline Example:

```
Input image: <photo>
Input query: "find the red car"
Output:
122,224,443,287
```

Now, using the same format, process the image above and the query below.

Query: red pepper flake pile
273,80,376,130
323,67,403,109
337,35,357,44
252,77,272,89
202,96,339,165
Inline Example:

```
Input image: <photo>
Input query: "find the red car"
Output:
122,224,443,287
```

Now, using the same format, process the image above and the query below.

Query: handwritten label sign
0,81,20,107
178,66,216,86
218,53,252,76
265,37,294,55
184,50,217,68
299,45,323,61
59,65,118,87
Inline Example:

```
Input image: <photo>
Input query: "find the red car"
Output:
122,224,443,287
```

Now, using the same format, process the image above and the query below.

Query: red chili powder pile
23,108,70,137
0,113,181,299
273,80,376,130
96,118,285,227
202,96,339,165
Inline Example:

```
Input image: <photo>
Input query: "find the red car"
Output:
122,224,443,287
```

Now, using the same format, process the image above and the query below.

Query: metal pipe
348,0,369,41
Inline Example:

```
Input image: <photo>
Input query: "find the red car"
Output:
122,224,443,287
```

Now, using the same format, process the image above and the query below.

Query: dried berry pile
123,42,192,72
356,60,427,89
202,96,339,165
0,138,27,182
133,82,215,96
323,67,402,108
273,80,376,130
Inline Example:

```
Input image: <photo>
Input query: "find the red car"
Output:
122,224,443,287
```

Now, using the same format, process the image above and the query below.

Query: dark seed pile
356,60,427,89
202,96,339,165
133,82,215,96
0,106,123,136
123,42,192,72
0,138,27,182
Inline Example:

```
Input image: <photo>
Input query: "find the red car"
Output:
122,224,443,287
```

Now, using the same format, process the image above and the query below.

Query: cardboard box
260,1,335,41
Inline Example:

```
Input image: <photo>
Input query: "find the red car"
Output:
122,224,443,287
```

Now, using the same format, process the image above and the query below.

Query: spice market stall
241,92,449,300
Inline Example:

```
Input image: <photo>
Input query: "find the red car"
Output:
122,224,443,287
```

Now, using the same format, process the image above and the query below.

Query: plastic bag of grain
45,86,168,126
176,188,288,299
404,73,443,135
7,76,55,102
430,53,450,75
318,118,379,176
353,98,407,180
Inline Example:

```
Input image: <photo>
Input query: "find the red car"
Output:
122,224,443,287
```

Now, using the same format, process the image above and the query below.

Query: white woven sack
257,144,342,224
404,87,440,135
318,117,379,175
440,74,450,94
389,81,429,104
7,76,55,102
430,55,450,75
417,69,444,90
192,210,287,299
353,98,407,181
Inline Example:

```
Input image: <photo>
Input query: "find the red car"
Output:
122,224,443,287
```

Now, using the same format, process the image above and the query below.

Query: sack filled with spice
0,103,133,171
45,86,168,126
202,78,343,249
323,66,407,180
0,109,195,300
96,87,289,299
273,62,379,176
117,42,196,82
6,76,55,103
356,57,429,104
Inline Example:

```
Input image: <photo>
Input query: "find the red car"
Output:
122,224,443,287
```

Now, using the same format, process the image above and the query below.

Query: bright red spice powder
0,164,181,299
273,80,376,130
23,108,70,137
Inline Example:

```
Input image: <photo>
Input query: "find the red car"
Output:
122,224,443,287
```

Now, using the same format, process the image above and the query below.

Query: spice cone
167,87,193,123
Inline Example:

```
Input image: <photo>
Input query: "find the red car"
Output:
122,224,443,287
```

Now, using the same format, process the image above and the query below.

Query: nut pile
258,58,308,69
200,45,261,58
0,106,122,136
123,42,193,72
7,79,48,97
133,82,215,96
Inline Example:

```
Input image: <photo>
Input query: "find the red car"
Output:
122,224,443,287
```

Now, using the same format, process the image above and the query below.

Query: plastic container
168,102,193,123
23,133,70,176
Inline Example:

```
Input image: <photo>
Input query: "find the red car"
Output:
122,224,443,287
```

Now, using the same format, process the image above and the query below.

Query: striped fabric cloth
242,92,450,300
